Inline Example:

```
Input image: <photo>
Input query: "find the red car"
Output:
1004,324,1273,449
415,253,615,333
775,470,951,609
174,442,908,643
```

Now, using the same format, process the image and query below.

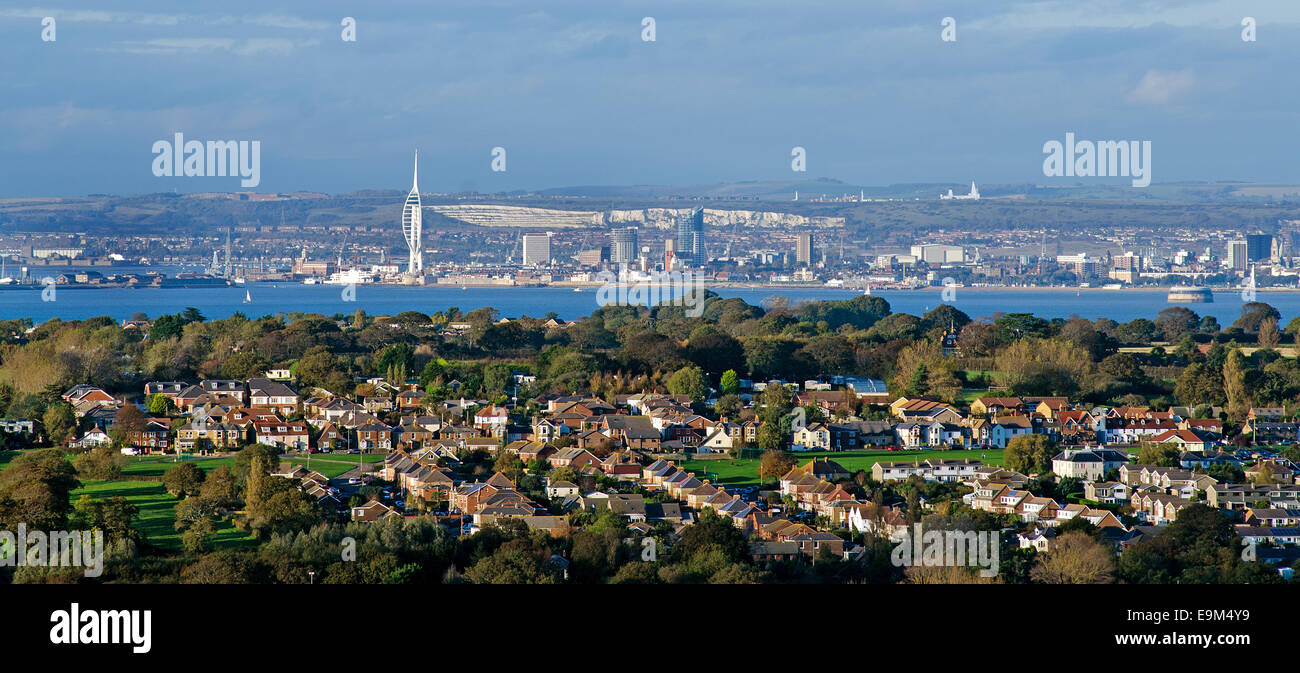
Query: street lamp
308,569,315,585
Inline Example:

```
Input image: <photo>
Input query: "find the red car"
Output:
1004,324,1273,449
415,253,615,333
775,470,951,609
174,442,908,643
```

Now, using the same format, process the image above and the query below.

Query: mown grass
680,448,1004,486
70,479,256,552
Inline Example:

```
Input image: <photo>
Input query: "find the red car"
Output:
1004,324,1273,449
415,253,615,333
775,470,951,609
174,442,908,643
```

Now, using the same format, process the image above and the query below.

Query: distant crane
223,227,233,278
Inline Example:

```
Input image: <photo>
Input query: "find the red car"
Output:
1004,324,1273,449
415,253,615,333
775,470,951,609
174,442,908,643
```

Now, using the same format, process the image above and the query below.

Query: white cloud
1125,69,1196,104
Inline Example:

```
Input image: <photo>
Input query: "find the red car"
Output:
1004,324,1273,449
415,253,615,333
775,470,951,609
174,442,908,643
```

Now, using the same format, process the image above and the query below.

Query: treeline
0,295,1297,436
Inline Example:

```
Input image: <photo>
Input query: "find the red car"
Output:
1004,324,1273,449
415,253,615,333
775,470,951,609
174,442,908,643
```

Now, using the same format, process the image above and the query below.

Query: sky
2,0,1300,196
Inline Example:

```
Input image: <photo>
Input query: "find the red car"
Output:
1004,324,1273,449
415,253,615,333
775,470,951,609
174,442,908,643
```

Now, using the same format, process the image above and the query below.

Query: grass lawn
122,456,240,479
123,451,383,479
70,479,256,552
681,448,1004,486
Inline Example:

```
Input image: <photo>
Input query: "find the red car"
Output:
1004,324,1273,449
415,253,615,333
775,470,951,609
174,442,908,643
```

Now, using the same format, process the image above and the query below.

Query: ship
1167,285,1213,303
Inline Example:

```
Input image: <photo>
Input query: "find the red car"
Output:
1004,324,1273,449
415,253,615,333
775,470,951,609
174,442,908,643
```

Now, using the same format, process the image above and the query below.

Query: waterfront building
522,233,552,267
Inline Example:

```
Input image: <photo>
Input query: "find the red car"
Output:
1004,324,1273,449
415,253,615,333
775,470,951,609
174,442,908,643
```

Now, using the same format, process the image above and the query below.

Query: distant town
3,174,1300,295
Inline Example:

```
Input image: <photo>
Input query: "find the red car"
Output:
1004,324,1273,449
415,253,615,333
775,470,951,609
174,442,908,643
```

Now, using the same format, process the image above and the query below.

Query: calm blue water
0,284,1292,325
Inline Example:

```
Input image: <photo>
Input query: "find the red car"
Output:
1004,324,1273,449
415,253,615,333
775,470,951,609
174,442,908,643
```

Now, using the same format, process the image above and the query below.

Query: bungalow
351,500,399,522
1242,420,1300,445
1244,507,1300,527
546,480,580,499
1149,429,1210,452
72,428,112,448
873,458,983,483
549,447,601,470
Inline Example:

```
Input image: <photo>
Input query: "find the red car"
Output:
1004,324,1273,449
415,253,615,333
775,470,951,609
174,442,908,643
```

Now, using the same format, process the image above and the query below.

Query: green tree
1223,349,1250,420
1005,433,1056,475
147,393,171,416
163,462,206,498
0,449,81,530
72,494,140,544
1137,442,1181,467
42,402,76,444
719,369,741,396
667,365,710,403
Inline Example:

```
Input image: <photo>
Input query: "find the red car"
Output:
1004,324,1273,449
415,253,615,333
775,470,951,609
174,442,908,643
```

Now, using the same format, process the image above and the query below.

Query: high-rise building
1227,240,1248,271
522,233,552,267
1245,234,1272,263
1112,252,1143,272
675,207,706,266
611,227,638,265
401,151,423,274
796,232,812,265
577,247,608,267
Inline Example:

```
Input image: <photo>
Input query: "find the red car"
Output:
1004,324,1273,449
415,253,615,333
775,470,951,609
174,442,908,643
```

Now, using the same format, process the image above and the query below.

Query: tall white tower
401,151,423,274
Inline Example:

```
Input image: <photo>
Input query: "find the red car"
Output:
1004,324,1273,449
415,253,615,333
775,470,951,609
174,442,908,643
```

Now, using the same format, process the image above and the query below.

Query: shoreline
2,280,1296,294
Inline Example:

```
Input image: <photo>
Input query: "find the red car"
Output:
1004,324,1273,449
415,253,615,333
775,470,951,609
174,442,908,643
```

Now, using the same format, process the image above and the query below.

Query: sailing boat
243,290,252,303
863,285,871,296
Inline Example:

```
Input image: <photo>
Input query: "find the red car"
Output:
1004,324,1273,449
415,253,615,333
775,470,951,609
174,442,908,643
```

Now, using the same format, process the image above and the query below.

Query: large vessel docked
1167,285,1213,303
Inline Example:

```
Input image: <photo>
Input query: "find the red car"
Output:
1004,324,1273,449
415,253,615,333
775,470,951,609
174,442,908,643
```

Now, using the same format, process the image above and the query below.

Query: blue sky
2,0,1300,196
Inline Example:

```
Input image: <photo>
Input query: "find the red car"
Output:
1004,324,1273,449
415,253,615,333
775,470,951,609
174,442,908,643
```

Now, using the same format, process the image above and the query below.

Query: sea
0,279,1295,326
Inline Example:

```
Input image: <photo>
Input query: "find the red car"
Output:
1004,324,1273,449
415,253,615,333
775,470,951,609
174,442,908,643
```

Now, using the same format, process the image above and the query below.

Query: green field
123,452,381,479
70,480,256,551
681,448,1004,486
